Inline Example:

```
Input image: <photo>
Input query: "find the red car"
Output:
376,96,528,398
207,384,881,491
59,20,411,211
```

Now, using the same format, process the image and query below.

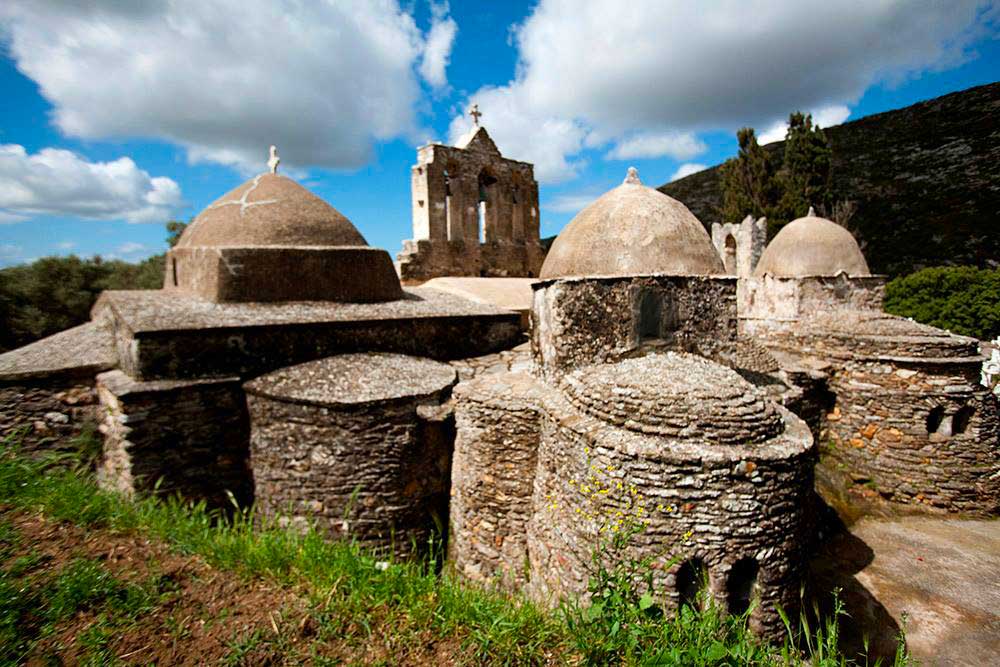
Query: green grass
0,438,912,666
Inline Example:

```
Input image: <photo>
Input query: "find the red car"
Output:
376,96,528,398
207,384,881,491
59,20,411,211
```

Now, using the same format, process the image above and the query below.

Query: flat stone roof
0,320,116,383
94,286,513,334
245,353,456,407
420,277,536,313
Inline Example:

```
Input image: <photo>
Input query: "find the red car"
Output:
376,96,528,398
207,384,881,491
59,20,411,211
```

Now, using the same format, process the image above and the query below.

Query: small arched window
676,558,708,610
726,557,759,616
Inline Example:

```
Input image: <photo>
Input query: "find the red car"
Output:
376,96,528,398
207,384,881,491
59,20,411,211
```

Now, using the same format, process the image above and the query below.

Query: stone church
0,125,996,643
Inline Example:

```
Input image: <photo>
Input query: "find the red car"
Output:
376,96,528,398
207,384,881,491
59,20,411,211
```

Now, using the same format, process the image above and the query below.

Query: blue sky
0,1,998,268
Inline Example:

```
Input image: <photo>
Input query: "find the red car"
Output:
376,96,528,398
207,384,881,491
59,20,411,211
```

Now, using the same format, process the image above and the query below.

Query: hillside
659,82,1000,277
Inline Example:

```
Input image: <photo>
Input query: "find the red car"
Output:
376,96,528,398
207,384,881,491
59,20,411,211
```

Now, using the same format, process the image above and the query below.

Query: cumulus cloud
448,85,590,183
419,2,458,89
670,163,708,182
451,0,995,183
0,0,454,172
606,132,707,161
758,105,853,144
0,144,182,223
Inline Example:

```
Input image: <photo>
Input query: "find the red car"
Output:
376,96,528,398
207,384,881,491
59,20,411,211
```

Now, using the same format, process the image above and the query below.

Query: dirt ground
1,508,463,666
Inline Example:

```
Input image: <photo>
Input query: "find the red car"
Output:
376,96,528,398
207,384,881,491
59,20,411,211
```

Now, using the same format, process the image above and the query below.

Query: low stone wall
96,370,252,509
823,360,1000,516
531,275,737,379
0,381,99,458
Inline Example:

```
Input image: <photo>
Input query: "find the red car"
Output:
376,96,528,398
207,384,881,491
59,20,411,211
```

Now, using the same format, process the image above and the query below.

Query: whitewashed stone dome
540,168,724,279
754,210,870,277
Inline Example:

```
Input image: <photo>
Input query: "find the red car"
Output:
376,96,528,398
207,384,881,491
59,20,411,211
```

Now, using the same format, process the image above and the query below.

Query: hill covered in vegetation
659,82,1000,277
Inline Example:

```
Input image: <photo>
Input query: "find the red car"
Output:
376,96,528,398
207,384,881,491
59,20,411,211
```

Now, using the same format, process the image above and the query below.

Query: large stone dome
540,168,724,279
165,162,401,304
178,173,367,248
754,210,869,277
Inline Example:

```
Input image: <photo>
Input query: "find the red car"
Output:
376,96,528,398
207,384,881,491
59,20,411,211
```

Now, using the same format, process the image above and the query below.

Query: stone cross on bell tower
469,104,482,127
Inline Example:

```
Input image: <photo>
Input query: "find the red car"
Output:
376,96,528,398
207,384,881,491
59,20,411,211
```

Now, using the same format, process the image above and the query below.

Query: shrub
884,266,1000,341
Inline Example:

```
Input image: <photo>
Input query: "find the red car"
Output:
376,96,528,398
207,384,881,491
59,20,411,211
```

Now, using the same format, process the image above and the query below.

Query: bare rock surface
815,515,1000,665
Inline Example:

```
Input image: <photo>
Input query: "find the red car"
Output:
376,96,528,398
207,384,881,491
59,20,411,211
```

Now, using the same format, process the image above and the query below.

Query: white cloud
670,163,708,182
56,241,75,250
544,191,602,214
448,85,590,183
450,0,995,183
419,2,458,89
1,0,451,173
758,105,853,144
606,131,707,161
0,144,182,223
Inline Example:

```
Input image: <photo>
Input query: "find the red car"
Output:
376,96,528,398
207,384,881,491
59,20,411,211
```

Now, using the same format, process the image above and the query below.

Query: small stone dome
540,168,724,279
244,353,457,407
178,173,367,248
754,210,869,277
560,352,784,444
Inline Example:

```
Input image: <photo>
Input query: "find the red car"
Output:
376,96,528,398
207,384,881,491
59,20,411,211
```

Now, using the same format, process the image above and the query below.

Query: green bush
884,266,1000,341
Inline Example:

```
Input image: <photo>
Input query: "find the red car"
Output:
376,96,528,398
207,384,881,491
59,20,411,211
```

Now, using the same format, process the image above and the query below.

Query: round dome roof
754,210,869,277
560,352,784,445
539,168,724,279
178,173,368,248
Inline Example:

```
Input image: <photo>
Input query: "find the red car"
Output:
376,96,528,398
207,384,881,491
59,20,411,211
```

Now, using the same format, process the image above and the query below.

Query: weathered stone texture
712,216,767,278
398,129,544,281
0,383,99,457
449,342,532,381
531,275,738,379
823,361,999,515
94,288,522,381
245,354,457,557
762,313,997,516
451,352,815,641
96,371,252,509
450,373,545,587
739,274,886,336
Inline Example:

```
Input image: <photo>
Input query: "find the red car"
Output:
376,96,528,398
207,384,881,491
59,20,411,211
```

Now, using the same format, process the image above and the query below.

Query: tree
719,128,776,224
771,112,833,236
719,111,836,239
166,220,189,247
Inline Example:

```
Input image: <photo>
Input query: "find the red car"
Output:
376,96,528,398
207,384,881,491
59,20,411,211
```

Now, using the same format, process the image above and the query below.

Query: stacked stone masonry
245,354,457,557
96,370,252,509
762,312,999,516
451,351,815,640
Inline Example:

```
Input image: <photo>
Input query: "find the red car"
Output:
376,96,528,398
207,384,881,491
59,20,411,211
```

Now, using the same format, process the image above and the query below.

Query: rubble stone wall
96,370,252,509
0,381,99,458
531,275,737,379
739,275,885,335
823,360,1000,516
450,373,544,588
247,390,455,558
526,395,814,640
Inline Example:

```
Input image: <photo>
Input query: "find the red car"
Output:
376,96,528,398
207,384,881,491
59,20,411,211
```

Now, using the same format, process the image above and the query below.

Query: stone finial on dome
624,166,641,185
268,145,280,174
807,205,816,217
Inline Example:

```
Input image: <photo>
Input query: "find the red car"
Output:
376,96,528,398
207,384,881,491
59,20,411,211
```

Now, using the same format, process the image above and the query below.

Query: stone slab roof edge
530,273,737,289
